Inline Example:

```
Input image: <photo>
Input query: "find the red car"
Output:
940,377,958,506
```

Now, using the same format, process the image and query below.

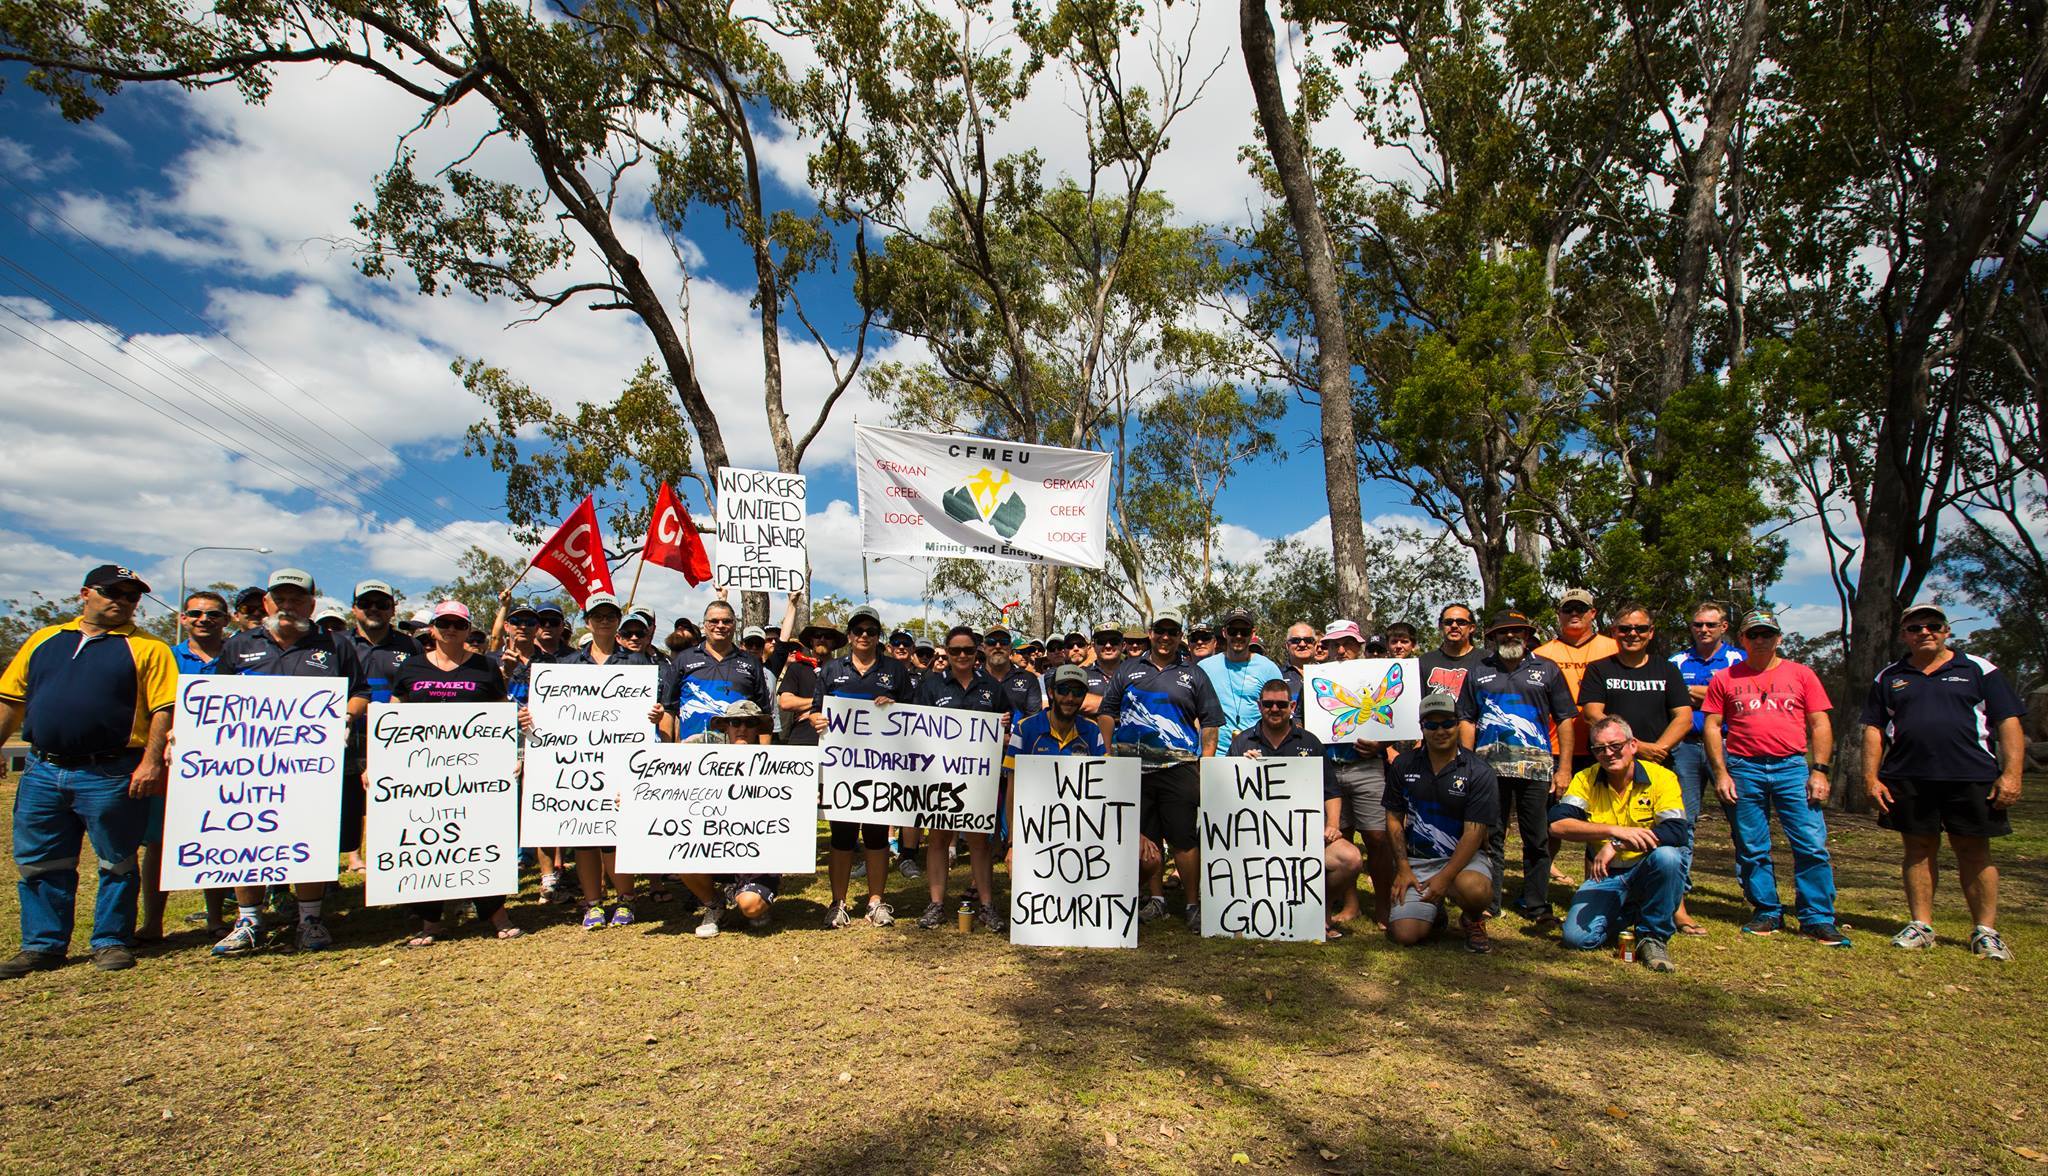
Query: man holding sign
1228,679,1361,940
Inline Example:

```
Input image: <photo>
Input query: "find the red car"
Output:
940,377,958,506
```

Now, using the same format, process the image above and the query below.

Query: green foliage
0,593,80,668
425,546,574,629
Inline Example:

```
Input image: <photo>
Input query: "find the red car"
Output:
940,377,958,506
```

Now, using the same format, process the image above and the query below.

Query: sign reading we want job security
818,698,1002,831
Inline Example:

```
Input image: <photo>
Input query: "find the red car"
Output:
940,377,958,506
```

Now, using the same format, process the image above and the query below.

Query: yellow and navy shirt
1554,759,1686,867
1003,708,1106,772
0,618,178,756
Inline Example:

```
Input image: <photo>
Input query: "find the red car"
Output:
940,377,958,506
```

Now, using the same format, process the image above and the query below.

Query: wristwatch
1810,762,1832,773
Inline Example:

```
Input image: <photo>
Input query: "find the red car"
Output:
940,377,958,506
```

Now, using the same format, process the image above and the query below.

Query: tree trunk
1241,0,1372,625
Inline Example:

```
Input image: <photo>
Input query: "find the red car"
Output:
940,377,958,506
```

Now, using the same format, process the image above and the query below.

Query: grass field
1,781,2044,1174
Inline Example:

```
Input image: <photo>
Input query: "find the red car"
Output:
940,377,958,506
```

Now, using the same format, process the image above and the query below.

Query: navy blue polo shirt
350,628,422,704
663,643,772,740
915,667,1005,712
992,665,1043,720
1226,723,1335,798
1861,653,2026,781
1084,662,1116,700
814,654,911,705
490,646,559,707
1101,653,1224,766
218,627,371,699
1385,746,1501,861
1455,653,1575,781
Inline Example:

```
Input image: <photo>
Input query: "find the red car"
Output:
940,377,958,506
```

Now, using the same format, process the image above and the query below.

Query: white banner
521,663,659,847
854,423,1112,569
1300,657,1420,744
1199,757,1326,942
713,466,808,593
364,703,521,906
160,675,346,890
817,697,1003,831
614,744,821,874
1009,755,1141,948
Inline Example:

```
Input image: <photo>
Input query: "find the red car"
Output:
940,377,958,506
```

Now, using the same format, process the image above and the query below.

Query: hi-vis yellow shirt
1559,759,1685,867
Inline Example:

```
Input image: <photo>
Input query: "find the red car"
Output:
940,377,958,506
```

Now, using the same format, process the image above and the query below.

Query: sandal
406,924,442,948
1324,922,1346,941
494,924,525,940
1675,920,1708,936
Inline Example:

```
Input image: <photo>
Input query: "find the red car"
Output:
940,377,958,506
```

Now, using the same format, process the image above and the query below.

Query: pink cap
431,599,472,623
1322,619,1362,643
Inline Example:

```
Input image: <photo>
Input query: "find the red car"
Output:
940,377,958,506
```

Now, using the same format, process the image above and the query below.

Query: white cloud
1773,603,1842,639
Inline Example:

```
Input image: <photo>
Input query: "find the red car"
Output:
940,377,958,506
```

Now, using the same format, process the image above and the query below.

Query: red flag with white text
643,481,712,586
529,495,614,605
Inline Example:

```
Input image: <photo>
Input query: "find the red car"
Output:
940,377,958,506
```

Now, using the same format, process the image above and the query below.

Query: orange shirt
1534,632,1617,757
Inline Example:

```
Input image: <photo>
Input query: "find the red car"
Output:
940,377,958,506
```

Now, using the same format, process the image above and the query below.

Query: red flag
529,495,615,606
643,481,712,586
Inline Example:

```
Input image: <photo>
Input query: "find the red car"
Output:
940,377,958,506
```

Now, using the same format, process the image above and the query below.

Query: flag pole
623,550,648,611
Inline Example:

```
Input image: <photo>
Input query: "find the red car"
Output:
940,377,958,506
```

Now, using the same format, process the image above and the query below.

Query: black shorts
1877,777,2012,839
1139,761,1201,854
828,821,889,852
338,768,366,853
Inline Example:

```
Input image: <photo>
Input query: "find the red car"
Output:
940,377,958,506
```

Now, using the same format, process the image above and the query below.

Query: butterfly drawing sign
1302,658,1422,743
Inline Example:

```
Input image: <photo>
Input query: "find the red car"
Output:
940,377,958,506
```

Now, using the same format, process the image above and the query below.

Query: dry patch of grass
2,782,2044,1173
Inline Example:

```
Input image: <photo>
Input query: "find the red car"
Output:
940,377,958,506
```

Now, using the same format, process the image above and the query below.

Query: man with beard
1455,611,1577,926
210,569,371,956
1385,693,1500,953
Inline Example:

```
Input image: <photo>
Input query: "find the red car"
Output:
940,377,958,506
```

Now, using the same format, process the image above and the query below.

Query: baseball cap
1900,601,1948,625
916,637,936,653
431,600,472,623
711,699,766,726
628,606,656,628
983,627,1012,646
1092,619,1123,638
267,568,315,593
234,586,267,608
353,579,396,602
888,629,914,647
82,564,150,592
312,604,348,624
1484,610,1536,637
1018,635,1044,652
1050,664,1090,689
534,603,566,622
1150,609,1184,630
401,608,432,632
505,602,539,622
1219,607,1254,628
742,625,767,643
1558,588,1597,610
1063,630,1087,644
1188,617,1216,636
1418,692,1459,719
1739,609,1781,634
846,604,883,630
581,591,623,616
1322,619,1363,643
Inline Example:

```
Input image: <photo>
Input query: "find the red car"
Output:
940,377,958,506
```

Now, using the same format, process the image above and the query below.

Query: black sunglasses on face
1258,699,1292,710
1903,622,1945,634
184,609,227,620
1688,620,1722,629
1440,618,1473,628
432,618,470,630
947,645,977,655
1420,719,1459,731
1152,627,1181,638
849,626,881,638
356,598,393,610
93,586,143,603
1615,624,1652,635
1051,683,1087,697
1225,626,1252,637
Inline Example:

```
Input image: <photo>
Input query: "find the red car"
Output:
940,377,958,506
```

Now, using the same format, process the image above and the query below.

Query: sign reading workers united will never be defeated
854,424,1112,569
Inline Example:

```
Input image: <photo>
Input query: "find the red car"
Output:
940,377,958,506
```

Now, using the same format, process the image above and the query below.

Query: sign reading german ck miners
854,424,1112,569
819,697,1003,831
714,466,808,593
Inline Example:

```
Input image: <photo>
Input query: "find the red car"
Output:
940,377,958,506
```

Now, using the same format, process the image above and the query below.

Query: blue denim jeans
1723,753,1836,925
1669,738,1707,888
1562,845,1685,946
12,751,149,953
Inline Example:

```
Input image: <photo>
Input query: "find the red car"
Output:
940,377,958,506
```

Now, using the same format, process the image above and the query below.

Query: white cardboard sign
363,702,521,906
713,466,808,593
614,743,821,874
817,697,1002,831
1300,657,1420,744
1009,755,1141,948
1199,756,1326,942
520,663,659,847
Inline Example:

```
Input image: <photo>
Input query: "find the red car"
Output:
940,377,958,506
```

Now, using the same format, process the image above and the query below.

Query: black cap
505,602,539,622
83,564,150,592
234,586,267,608
888,630,915,647
1485,610,1537,637
535,603,566,621
1219,607,1254,628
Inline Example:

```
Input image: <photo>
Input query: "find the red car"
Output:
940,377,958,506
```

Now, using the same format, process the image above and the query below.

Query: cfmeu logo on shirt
941,466,1027,539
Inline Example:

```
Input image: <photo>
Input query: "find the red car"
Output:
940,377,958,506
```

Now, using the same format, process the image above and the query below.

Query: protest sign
363,702,521,906
1300,657,1420,744
614,744,821,874
521,663,659,847
1199,757,1326,942
160,675,346,890
1009,755,1141,948
853,424,1112,569
818,697,1002,831
713,466,808,593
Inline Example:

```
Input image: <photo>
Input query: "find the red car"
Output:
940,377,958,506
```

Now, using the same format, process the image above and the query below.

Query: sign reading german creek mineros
363,702,520,907
1009,755,1141,948
160,675,346,890
818,697,1002,830
713,466,808,593
1300,657,1421,744
1199,757,1326,942
614,744,821,874
521,663,658,847
853,423,1112,569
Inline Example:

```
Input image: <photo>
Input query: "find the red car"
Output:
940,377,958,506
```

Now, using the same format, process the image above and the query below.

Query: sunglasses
849,626,881,638
93,586,143,603
1284,636,1317,646
1439,617,1474,627
705,617,736,626
1688,620,1724,629
1258,699,1292,710
1743,629,1779,639
621,625,649,637
1559,603,1593,613
1614,625,1653,635
1591,740,1631,756
431,618,471,630
183,609,227,620
1903,622,1945,634
1224,626,1253,637
355,598,394,610
1095,637,1120,646
947,645,977,655
1152,627,1181,637
1420,718,1458,731
1051,683,1088,698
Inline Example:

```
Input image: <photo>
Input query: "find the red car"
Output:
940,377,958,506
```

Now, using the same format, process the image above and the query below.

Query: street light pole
179,545,273,615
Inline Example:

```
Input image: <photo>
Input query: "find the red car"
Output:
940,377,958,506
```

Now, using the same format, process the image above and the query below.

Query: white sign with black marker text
1009,755,1141,948
713,466,808,593
364,702,521,906
817,697,1002,831
614,744,821,874
1200,756,1326,942
521,663,659,847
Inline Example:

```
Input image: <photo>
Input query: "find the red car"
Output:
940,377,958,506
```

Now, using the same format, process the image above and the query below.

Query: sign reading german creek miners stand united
853,424,1112,569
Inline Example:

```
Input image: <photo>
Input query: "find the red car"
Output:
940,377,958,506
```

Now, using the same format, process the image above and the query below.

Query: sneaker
916,901,947,930
1796,921,1852,948
694,904,723,939
897,856,924,880
1740,914,1784,936
823,901,851,930
1890,920,1937,950
1461,914,1493,954
211,917,262,958
1136,896,1169,923
609,903,636,929
0,950,66,978
850,859,868,880
296,916,333,952
1969,926,2013,962
976,902,1007,933
1184,904,1202,933
91,945,137,972
863,899,895,927
1638,938,1676,972
581,904,609,931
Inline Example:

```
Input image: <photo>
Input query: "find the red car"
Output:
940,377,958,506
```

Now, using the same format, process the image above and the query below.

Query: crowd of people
0,562,2029,980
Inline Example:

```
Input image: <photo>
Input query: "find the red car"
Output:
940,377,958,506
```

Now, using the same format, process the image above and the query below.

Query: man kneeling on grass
1548,716,1688,973
1384,692,1499,953
676,701,782,938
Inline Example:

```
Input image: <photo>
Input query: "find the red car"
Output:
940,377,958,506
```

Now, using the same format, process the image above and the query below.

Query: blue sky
0,9,1854,637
